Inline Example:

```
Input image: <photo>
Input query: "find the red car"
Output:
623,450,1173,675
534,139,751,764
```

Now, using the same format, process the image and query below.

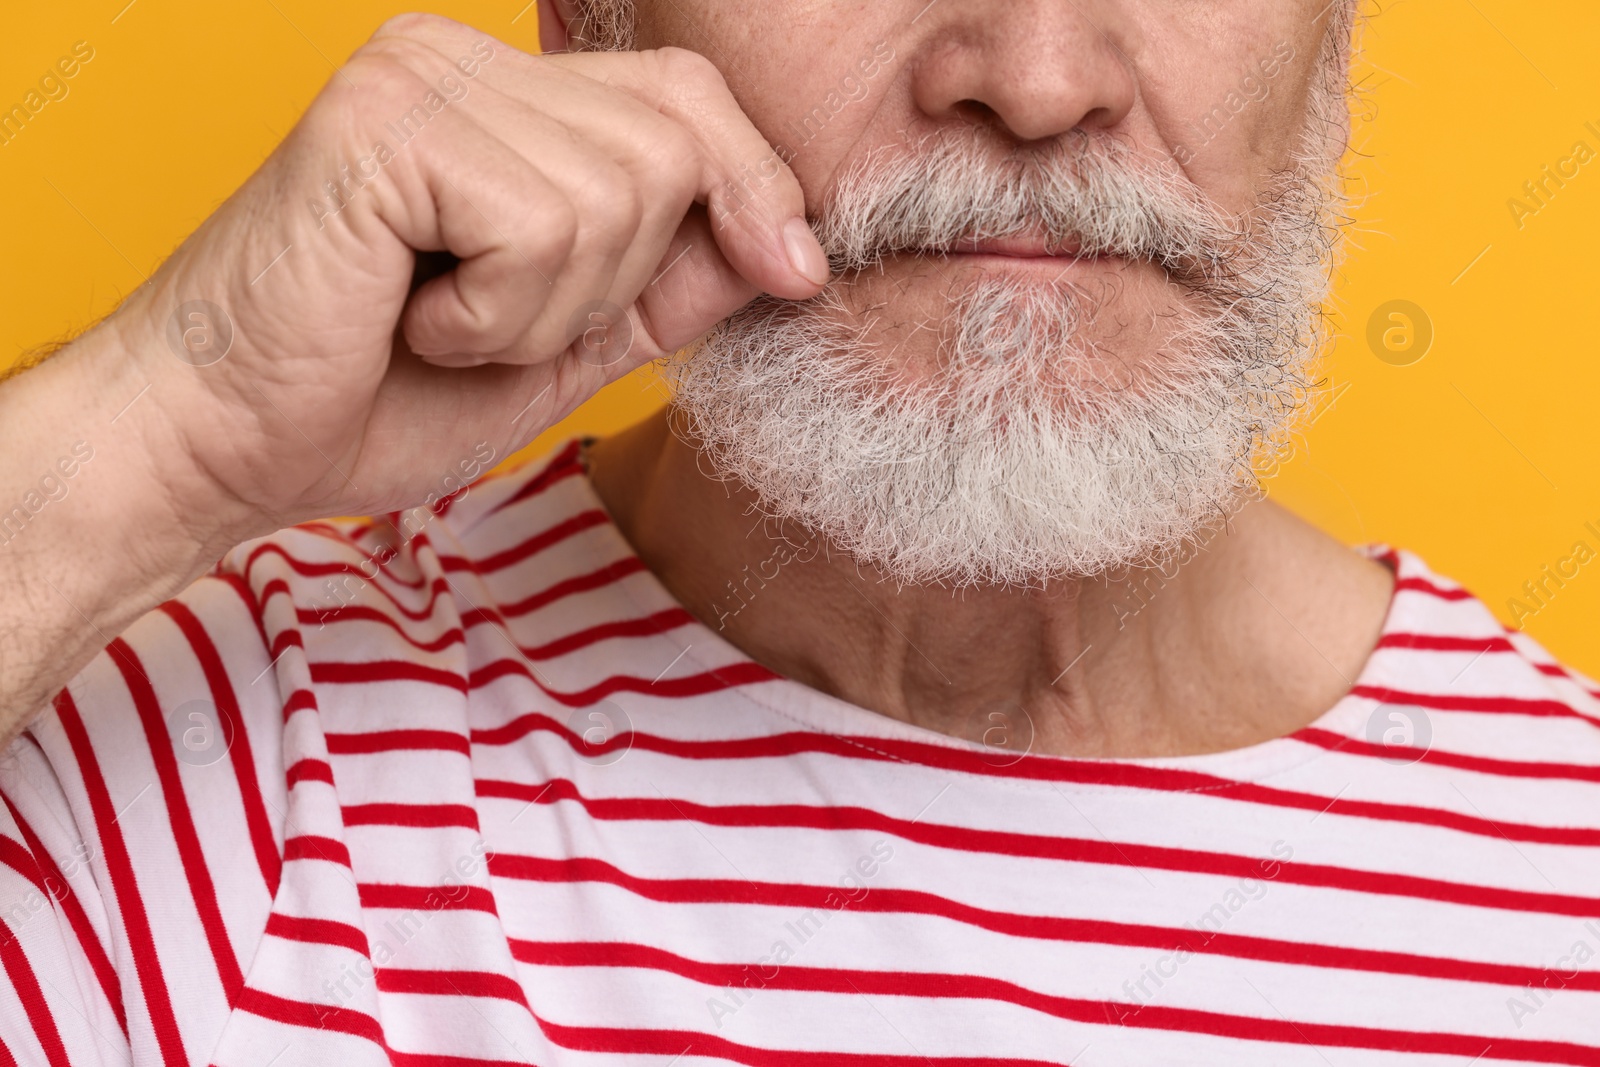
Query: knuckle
651,123,704,200
650,46,727,94
303,53,424,141
576,163,642,238
534,198,581,263
371,11,455,42
354,36,447,81
335,53,433,126
463,303,514,348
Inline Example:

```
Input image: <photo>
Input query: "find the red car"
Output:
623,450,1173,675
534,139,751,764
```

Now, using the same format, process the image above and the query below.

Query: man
0,0,1596,1063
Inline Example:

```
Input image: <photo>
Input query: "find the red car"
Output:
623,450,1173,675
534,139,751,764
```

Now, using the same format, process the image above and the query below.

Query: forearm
0,317,244,740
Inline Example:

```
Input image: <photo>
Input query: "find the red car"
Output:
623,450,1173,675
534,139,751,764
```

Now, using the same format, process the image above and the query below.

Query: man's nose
908,0,1137,143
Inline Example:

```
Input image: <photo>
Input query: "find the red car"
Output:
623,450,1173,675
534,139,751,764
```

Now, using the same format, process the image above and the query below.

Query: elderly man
1,0,1597,1063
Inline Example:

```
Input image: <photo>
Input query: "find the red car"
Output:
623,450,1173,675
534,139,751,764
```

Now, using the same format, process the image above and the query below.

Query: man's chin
795,517,1239,592
667,384,1263,589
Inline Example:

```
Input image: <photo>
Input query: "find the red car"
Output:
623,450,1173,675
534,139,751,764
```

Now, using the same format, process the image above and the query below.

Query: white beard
666,36,1351,589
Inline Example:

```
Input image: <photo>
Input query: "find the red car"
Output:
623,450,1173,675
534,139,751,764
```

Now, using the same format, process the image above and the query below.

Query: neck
586,407,1393,759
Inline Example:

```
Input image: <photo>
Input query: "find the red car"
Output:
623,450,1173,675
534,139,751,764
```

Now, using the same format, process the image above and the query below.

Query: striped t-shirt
3,439,1600,1067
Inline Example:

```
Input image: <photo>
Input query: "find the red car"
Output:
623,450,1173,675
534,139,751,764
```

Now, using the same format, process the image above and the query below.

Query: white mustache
811,130,1247,289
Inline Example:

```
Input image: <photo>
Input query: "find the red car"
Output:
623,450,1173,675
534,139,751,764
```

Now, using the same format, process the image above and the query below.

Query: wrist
0,319,246,736
97,289,270,560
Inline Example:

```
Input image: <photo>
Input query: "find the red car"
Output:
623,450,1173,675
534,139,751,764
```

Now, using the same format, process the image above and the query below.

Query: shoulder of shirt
1357,543,1600,754
212,437,596,579
18,438,601,753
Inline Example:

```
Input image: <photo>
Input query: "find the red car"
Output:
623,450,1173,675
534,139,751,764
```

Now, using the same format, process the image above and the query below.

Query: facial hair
665,20,1352,589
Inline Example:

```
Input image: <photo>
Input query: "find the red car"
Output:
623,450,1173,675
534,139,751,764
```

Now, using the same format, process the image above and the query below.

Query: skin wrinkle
579,0,1388,758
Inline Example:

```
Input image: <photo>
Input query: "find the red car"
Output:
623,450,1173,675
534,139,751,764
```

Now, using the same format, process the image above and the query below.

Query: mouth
825,230,1143,279
906,231,1128,277
944,232,1089,259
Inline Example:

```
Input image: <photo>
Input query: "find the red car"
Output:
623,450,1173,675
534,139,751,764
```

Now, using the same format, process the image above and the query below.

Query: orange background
2,1,1595,672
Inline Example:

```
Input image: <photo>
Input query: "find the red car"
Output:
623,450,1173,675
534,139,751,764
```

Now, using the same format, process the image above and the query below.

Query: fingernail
782,217,831,286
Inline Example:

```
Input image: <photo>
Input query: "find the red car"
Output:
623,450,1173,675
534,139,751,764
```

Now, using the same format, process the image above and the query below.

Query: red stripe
517,939,1600,1066
269,628,304,660
157,601,283,896
511,608,694,660
286,758,335,787
240,451,601,643
0,836,44,893
343,518,378,540
237,985,384,1042
376,967,529,1006
1351,683,1600,726
1376,633,1511,653
483,778,1600,918
326,729,471,757
283,835,353,868
108,639,246,1005
297,603,465,653
537,1015,1075,1067
1394,575,1474,601
311,654,777,707
342,803,480,830
54,688,188,1067
357,882,498,914
0,794,126,1034
296,518,364,539
264,912,369,955
468,657,779,706
470,712,1600,847
437,509,608,575
493,853,1600,994
0,918,71,1067
247,544,451,622
210,571,277,674
479,441,582,521
498,557,646,619
471,712,578,750
298,603,689,664
1296,726,1600,783
312,659,468,693
1379,632,1600,704
426,485,469,519
1529,657,1600,702
0,1033,17,1067
282,688,319,721
388,1045,534,1066
237,986,529,1066
258,576,292,607
294,521,427,586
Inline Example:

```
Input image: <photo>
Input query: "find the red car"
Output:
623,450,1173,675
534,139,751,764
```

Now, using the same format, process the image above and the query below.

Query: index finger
537,46,833,299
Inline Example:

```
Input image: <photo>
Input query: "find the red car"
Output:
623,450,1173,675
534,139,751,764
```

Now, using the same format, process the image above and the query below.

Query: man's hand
0,14,826,734
120,13,827,536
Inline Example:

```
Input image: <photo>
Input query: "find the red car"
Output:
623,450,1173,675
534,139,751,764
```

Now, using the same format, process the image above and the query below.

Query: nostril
952,98,1002,125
